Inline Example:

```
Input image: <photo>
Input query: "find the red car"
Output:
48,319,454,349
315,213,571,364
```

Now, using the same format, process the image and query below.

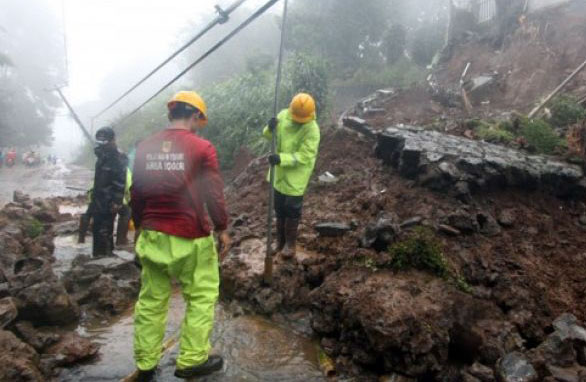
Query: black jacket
91,146,128,214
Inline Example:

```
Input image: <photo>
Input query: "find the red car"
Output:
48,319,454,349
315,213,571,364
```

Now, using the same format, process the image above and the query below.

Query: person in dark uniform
91,126,128,257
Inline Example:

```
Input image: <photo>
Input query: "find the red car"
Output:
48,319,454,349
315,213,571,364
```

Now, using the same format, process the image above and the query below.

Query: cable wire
115,0,280,128
94,0,248,121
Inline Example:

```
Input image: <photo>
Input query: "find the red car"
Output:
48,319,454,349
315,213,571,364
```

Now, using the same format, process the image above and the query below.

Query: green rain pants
133,230,219,371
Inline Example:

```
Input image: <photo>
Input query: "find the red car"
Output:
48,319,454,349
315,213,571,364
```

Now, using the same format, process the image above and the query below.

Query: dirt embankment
222,119,586,380
356,1,586,134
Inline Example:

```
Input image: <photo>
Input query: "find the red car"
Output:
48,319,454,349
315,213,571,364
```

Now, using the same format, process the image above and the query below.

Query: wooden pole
528,58,586,119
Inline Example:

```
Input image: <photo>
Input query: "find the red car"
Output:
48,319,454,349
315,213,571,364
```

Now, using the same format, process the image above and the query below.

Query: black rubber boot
115,205,130,246
273,217,286,254
136,368,156,382
78,214,90,244
174,355,224,379
281,218,299,259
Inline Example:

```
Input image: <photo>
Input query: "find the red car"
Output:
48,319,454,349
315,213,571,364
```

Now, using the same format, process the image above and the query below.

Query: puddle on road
54,236,324,382
59,291,324,382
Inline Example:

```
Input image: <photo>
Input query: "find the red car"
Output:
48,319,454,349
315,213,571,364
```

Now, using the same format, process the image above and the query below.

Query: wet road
0,163,93,207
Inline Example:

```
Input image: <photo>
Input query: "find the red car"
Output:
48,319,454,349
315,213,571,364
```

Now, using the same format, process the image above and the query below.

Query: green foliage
382,25,407,64
520,117,564,154
386,227,471,292
387,227,449,278
112,53,330,169
337,57,426,89
23,218,44,239
475,124,515,144
281,52,330,118
411,24,446,67
201,70,274,168
549,96,586,128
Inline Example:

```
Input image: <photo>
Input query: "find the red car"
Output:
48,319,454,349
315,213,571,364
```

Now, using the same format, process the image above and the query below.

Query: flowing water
52,216,324,382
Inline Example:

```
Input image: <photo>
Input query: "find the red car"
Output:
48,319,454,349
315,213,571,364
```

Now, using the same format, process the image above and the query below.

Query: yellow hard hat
168,91,208,125
289,93,316,124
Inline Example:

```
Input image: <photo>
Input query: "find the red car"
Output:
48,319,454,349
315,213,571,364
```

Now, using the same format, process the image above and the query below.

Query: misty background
0,0,567,164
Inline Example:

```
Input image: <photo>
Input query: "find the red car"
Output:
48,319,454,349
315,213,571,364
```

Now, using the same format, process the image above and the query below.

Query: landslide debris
222,94,586,380
0,191,139,379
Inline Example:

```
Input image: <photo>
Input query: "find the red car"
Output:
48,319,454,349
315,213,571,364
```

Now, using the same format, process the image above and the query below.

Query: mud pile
222,109,586,380
0,192,139,381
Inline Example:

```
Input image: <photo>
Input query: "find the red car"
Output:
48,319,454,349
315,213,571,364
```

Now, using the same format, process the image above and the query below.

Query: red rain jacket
130,128,228,239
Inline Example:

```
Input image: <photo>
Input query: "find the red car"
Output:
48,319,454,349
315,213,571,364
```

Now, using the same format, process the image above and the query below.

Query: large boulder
45,332,98,366
15,280,80,325
311,269,504,377
0,297,18,329
0,330,43,382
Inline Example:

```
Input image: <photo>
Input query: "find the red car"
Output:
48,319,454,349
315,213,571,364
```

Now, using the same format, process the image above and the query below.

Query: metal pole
263,0,289,285
54,87,94,144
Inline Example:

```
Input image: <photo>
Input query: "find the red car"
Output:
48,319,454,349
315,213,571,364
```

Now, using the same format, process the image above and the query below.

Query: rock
31,204,59,223
465,74,499,104
14,321,60,352
374,125,586,199
318,172,339,184
477,212,502,237
530,332,577,368
496,352,538,382
314,222,352,237
444,211,479,234
498,209,517,227
360,213,401,251
553,313,586,343
53,220,79,235
0,297,18,329
0,329,43,382
546,365,586,382
15,280,80,325
343,116,376,138
13,191,31,204
311,269,501,378
400,216,423,229
254,288,283,314
438,224,462,236
45,332,98,366
579,215,586,226
469,362,495,381
85,274,139,315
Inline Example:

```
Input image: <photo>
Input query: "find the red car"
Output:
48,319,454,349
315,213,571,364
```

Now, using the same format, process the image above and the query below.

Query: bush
338,57,426,89
520,118,564,154
23,218,44,239
386,227,471,292
387,227,449,278
475,124,514,144
549,96,586,128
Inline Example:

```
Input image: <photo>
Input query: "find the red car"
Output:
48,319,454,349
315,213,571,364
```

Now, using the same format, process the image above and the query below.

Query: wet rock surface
372,125,586,199
0,192,136,378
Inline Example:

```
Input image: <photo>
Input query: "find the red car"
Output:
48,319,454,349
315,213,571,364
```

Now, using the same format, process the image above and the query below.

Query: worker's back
131,128,227,240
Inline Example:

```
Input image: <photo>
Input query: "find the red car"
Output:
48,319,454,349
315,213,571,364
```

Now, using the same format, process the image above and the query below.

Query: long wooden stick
528,58,586,119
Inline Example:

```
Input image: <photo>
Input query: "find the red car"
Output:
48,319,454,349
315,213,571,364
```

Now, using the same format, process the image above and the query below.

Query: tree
383,25,407,64
0,0,66,146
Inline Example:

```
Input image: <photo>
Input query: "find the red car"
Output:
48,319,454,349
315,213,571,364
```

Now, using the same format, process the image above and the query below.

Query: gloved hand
268,154,281,166
268,117,278,132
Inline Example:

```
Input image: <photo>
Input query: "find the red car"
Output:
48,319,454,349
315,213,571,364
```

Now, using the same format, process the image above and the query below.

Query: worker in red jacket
130,91,230,381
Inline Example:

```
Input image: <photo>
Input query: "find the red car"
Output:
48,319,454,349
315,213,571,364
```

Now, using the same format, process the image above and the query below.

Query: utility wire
94,0,248,121
115,0,280,128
